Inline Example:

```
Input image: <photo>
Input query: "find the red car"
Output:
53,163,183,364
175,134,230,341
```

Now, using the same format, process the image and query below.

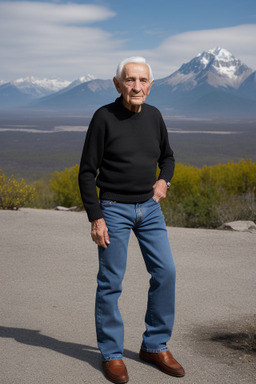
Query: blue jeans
96,198,176,361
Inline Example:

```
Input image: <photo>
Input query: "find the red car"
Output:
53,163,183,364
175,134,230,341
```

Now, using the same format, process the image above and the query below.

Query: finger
104,231,110,245
98,238,108,248
153,193,165,202
97,233,109,248
100,238,110,248
99,242,108,249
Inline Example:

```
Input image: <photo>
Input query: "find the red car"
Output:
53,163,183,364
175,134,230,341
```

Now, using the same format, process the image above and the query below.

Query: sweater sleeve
157,115,175,183
78,111,105,222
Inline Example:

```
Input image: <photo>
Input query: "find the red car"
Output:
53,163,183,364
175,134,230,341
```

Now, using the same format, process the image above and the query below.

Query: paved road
1,208,255,384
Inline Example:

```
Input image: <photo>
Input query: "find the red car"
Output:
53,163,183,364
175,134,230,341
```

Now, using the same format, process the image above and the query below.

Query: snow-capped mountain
13,76,71,94
64,75,96,91
0,76,72,107
0,75,95,108
148,47,256,116
11,75,97,95
156,48,252,91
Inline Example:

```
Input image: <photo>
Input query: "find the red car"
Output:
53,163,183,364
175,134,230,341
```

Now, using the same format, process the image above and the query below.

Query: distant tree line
1,159,255,228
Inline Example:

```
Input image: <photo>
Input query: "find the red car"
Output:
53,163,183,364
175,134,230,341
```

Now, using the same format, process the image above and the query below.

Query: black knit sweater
79,97,175,222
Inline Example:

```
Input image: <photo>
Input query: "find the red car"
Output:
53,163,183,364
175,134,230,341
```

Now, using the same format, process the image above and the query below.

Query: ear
113,77,121,93
147,80,154,95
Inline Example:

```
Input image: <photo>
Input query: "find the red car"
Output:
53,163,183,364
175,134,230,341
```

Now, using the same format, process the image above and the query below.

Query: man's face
113,62,153,113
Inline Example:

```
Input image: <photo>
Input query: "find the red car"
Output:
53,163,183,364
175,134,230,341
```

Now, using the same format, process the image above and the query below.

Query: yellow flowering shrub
171,163,201,197
200,159,256,195
0,170,36,210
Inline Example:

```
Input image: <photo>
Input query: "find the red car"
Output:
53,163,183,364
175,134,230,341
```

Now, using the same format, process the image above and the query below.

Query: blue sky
0,0,255,80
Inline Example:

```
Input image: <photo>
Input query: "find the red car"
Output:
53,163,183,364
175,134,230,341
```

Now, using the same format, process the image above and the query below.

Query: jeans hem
140,345,168,353
101,354,123,362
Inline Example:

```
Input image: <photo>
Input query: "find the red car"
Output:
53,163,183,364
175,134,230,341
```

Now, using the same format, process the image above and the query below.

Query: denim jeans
96,198,176,361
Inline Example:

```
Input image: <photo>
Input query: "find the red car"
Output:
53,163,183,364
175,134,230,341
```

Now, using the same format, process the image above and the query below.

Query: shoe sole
103,373,129,384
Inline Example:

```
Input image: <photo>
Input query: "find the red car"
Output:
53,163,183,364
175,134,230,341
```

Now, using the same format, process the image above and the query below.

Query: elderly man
79,57,185,383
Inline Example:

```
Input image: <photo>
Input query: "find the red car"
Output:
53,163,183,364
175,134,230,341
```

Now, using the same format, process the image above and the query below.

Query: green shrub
0,170,35,210
50,165,83,208
161,159,256,228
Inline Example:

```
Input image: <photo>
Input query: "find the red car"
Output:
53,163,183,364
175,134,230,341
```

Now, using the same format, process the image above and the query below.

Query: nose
132,80,141,92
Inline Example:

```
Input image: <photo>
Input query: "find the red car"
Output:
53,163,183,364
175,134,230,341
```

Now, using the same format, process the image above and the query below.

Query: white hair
115,56,154,82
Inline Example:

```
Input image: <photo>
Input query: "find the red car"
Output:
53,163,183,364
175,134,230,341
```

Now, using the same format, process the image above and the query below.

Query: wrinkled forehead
121,62,150,79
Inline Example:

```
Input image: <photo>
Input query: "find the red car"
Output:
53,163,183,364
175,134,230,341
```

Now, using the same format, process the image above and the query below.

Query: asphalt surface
1,208,255,384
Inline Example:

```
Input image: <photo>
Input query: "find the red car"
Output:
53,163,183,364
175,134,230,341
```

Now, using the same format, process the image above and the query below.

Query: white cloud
0,1,120,79
0,1,115,24
0,1,255,81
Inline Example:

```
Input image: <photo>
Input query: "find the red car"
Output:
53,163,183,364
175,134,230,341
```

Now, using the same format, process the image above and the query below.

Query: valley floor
1,112,256,181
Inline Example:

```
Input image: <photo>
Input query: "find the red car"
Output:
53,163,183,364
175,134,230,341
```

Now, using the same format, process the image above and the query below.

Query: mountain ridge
1,48,256,117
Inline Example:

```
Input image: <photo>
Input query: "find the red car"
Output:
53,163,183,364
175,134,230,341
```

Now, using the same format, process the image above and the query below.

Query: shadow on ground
0,326,140,372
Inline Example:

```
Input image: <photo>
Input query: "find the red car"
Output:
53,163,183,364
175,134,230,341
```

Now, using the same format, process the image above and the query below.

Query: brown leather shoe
102,359,129,384
139,349,185,377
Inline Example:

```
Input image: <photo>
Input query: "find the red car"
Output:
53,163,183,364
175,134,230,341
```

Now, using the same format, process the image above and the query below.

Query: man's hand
153,179,168,203
91,218,110,249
